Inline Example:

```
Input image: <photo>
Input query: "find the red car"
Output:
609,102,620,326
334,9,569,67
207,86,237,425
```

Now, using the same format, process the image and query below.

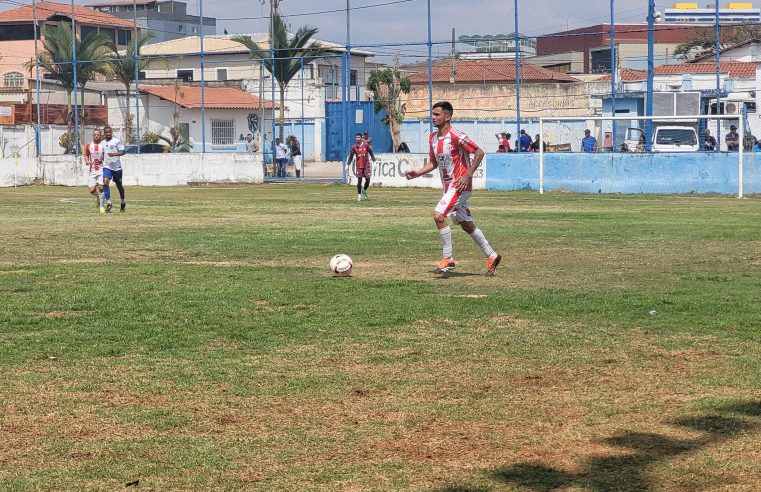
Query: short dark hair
432,101,454,114
520,129,526,134
355,132,362,137
103,125,112,131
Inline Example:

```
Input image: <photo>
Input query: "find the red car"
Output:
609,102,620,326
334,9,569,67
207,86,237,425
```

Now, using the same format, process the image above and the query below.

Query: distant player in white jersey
404,101,502,276
85,128,107,214
102,125,127,213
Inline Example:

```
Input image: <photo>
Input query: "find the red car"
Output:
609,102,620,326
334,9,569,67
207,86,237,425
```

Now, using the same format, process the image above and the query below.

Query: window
655,129,697,146
0,24,37,41
138,71,146,80
319,65,339,99
3,72,24,88
216,68,228,81
211,119,235,145
178,24,184,33
177,69,194,82
80,25,98,40
117,29,131,45
191,26,197,34
350,69,357,86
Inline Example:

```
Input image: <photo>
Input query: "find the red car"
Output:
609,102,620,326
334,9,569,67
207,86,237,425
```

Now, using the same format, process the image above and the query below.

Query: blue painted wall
324,101,392,161
486,152,761,195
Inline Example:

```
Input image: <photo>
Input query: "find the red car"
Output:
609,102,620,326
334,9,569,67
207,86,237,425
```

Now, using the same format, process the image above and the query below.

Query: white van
625,126,700,152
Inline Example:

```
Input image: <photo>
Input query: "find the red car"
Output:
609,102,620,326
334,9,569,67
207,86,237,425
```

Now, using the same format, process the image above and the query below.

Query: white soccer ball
330,254,353,276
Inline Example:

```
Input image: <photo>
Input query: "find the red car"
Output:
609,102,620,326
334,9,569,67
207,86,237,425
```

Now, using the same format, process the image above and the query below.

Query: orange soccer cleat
434,257,456,274
486,254,502,276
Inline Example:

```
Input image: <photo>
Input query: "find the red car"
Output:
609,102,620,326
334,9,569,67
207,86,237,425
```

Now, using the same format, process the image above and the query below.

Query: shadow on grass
436,401,761,492
432,271,484,279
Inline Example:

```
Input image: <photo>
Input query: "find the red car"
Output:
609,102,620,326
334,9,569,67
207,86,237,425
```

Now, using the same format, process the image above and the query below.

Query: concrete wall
0,153,264,187
486,152,761,195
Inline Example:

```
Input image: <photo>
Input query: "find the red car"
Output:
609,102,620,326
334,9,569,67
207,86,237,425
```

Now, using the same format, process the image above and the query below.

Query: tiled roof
654,62,755,78
409,59,579,84
596,69,648,82
0,1,136,28
139,85,276,109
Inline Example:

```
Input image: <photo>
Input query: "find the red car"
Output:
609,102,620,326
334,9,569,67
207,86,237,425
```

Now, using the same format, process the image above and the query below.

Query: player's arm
346,147,355,167
110,141,126,157
84,145,91,165
455,140,484,192
404,150,438,180
368,146,376,162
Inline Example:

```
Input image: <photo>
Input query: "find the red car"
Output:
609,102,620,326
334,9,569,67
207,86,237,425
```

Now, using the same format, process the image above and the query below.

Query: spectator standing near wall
289,135,302,178
581,129,597,152
519,130,532,152
725,125,739,151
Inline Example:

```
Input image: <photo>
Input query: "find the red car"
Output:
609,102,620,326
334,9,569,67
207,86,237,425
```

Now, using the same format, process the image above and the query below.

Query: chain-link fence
4,0,757,174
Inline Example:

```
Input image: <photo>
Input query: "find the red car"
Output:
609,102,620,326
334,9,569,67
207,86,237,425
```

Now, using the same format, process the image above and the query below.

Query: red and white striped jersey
429,126,479,191
85,141,106,172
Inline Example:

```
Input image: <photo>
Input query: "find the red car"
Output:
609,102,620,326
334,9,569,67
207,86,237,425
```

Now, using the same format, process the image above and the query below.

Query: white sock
99,192,105,208
469,228,496,258
439,226,453,259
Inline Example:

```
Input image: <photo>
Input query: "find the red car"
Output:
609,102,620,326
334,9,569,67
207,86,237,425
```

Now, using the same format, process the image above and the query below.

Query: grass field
1,184,760,491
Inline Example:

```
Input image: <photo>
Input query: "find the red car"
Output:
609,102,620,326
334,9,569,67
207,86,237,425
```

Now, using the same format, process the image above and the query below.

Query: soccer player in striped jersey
85,128,107,215
404,101,502,276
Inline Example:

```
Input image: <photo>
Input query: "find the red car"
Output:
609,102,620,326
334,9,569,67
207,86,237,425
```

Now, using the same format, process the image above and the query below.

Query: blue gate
324,101,392,161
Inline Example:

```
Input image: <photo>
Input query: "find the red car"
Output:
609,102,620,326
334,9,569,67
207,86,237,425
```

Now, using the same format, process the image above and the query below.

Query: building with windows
116,34,375,158
86,0,215,43
0,1,138,86
458,33,537,59
661,2,761,24
531,23,713,74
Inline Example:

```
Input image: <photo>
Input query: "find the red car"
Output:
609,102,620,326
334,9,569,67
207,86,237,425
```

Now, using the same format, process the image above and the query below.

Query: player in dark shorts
346,132,376,201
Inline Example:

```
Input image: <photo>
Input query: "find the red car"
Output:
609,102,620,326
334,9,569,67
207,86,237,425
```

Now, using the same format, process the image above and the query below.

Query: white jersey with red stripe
85,141,106,174
429,125,479,191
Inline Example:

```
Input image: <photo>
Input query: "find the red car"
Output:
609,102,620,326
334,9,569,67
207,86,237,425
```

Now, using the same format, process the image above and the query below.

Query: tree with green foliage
367,66,411,152
108,32,165,144
675,25,761,60
29,22,112,153
232,12,329,143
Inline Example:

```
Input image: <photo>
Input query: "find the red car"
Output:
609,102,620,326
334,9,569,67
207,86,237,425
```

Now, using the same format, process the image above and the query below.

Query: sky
178,0,658,62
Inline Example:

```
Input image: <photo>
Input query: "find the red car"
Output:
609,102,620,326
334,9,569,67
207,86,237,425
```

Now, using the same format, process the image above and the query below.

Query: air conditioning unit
724,101,741,115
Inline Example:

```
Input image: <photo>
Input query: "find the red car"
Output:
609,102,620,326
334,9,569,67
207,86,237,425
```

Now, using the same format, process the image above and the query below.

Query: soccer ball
329,254,353,276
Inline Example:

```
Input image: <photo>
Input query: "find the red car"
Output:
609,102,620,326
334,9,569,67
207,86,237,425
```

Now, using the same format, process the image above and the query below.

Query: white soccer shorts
435,186,473,224
88,171,104,188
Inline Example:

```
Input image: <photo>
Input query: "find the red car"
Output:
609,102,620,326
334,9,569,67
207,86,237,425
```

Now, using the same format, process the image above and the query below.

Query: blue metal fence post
300,58,305,171
427,0,433,133
645,0,654,152
199,0,206,153
715,0,721,150
270,3,276,173
610,0,616,151
33,0,42,156
71,0,80,155
341,51,347,180
514,0,521,152
133,0,140,154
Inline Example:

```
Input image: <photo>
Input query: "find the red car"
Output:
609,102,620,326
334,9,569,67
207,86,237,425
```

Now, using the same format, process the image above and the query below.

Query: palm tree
109,32,163,144
29,22,112,153
29,22,76,152
75,29,113,149
232,12,329,142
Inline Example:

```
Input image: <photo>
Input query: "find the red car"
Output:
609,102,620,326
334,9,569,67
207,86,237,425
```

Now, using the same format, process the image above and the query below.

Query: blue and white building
661,2,761,24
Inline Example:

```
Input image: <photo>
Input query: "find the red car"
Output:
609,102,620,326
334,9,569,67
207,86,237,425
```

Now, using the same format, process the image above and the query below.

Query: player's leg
432,186,460,273
454,194,502,276
103,168,113,212
112,170,126,212
294,155,302,178
361,167,370,200
356,176,364,201
96,178,106,214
